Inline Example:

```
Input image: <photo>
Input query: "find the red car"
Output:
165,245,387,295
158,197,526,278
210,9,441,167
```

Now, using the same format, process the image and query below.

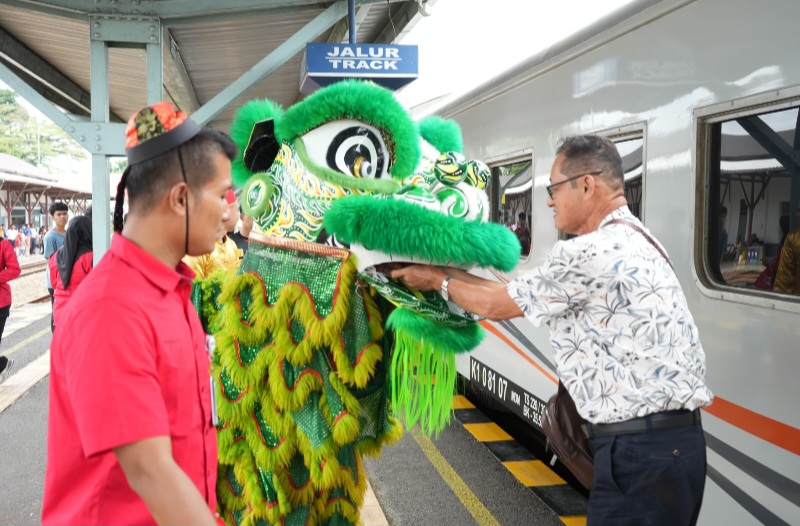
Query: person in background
183,188,241,277
6,225,17,249
514,211,531,254
754,215,789,290
30,223,40,256
389,135,712,526
718,206,728,263
0,233,21,383
43,202,69,332
38,226,46,254
49,209,93,331
227,205,253,258
15,226,26,258
42,101,235,525
773,205,800,294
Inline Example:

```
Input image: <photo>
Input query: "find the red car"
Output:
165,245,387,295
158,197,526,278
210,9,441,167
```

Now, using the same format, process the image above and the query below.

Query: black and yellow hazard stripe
453,394,587,526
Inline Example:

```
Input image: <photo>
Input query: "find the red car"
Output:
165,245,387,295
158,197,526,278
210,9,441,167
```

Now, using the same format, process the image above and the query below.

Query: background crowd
0,223,47,258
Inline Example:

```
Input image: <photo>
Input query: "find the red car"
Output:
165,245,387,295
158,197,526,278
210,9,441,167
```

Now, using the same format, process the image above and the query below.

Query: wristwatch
440,276,453,301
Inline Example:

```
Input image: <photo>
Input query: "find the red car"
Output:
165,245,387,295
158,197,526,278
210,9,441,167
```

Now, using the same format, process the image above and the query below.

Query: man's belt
585,409,701,438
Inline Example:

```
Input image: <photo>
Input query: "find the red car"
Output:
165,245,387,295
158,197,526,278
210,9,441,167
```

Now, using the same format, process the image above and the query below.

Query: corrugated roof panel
1,1,421,133
170,9,330,130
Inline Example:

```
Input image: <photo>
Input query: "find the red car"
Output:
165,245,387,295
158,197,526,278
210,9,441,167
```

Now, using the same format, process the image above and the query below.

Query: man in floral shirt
390,134,712,526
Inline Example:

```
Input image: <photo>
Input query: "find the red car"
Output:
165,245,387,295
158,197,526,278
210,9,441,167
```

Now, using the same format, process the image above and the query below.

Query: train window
490,160,532,257
616,137,644,221
704,105,800,294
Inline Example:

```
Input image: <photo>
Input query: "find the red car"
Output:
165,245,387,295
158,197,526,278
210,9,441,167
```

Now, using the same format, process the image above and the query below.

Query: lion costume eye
301,119,390,179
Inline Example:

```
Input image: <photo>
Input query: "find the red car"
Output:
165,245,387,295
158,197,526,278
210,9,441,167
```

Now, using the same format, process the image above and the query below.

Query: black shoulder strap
605,218,674,270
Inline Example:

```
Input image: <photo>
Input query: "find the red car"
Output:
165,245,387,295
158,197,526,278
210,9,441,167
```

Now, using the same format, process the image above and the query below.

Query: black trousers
49,288,54,333
588,422,706,526
0,303,9,345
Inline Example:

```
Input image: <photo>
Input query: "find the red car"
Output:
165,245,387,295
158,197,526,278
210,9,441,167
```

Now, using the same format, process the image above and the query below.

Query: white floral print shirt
507,206,713,424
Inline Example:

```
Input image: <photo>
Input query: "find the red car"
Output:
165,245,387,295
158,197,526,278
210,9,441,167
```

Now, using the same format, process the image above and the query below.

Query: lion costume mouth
324,194,520,272
322,193,520,327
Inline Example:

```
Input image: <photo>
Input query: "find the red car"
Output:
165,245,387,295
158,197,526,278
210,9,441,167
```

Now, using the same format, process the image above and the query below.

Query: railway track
19,259,47,278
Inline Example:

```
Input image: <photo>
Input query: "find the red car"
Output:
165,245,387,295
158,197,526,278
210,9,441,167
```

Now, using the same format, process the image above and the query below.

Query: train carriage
429,0,800,524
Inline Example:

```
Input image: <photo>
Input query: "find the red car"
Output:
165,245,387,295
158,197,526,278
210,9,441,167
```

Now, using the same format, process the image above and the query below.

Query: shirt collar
598,205,635,229
109,235,195,292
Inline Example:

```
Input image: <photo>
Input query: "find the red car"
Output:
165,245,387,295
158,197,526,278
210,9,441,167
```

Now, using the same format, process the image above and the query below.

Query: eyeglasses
546,171,603,198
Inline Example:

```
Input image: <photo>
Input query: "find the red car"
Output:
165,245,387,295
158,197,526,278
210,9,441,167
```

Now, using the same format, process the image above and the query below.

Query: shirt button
673,449,680,457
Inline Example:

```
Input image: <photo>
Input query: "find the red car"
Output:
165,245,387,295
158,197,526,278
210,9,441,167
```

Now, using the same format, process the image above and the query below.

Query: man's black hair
49,202,68,216
556,135,624,189
720,206,728,216
113,128,237,232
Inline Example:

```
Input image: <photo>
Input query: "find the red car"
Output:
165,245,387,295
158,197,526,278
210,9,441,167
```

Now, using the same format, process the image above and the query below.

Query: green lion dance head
230,80,520,435
206,79,521,526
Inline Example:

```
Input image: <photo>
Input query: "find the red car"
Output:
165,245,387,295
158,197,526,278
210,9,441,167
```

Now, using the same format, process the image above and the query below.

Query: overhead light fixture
416,0,431,17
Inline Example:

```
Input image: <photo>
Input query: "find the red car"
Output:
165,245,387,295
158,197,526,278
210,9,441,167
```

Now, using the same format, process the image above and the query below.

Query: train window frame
484,148,535,261
556,122,647,241
694,86,800,313
600,123,647,224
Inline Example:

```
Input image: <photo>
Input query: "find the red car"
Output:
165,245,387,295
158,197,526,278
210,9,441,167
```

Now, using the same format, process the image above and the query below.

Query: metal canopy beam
2,0,408,20
328,5,371,43
374,0,418,43
192,1,348,126
0,58,88,118
0,59,75,131
0,26,93,117
163,30,199,113
736,116,800,172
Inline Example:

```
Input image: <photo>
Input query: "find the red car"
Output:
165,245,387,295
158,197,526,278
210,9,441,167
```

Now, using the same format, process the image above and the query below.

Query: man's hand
388,264,523,321
388,264,448,291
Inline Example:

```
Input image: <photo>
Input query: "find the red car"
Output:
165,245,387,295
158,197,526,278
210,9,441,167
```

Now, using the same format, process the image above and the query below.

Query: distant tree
0,89,86,167
109,157,128,174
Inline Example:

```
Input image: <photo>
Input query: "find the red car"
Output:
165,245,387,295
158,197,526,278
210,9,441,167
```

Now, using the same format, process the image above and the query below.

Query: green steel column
146,30,163,104
90,39,111,262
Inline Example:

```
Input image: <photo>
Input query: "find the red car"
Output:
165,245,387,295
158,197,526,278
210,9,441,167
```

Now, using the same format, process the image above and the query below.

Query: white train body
431,1,800,524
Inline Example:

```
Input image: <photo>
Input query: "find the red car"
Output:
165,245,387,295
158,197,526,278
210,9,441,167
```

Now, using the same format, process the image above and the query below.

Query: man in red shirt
43,102,236,525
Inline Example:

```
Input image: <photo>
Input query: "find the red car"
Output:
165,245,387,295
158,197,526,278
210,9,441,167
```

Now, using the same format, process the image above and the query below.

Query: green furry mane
418,116,463,154
324,196,521,272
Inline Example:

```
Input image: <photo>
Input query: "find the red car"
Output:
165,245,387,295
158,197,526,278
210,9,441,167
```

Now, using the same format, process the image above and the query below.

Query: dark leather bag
541,382,594,490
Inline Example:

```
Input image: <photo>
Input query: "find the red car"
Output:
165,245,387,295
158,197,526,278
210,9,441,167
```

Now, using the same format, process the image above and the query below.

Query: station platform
0,304,587,525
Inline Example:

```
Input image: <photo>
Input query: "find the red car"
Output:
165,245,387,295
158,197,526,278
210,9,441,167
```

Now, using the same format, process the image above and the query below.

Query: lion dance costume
194,80,520,525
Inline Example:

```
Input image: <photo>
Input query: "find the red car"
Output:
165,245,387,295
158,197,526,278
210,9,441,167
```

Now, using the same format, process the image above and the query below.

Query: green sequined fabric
207,239,401,525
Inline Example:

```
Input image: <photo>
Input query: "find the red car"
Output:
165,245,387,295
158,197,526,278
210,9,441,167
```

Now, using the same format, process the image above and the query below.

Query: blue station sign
301,43,418,93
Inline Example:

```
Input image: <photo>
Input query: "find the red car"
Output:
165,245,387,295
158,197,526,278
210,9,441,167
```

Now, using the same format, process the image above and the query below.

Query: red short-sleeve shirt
42,235,218,525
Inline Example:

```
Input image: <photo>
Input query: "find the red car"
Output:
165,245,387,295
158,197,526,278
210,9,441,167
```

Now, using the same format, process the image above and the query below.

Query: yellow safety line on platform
559,515,587,525
451,394,475,409
409,426,500,526
4,328,50,357
464,422,513,442
0,349,49,414
503,460,566,487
